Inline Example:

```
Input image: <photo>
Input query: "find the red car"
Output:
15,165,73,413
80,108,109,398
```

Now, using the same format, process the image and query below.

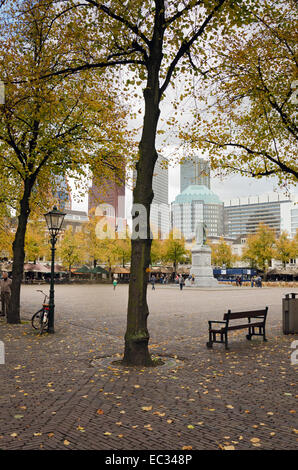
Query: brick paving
0,284,297,450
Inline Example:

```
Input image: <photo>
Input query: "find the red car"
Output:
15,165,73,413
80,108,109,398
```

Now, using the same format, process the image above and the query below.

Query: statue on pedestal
195,222,207,246
190,221,218,287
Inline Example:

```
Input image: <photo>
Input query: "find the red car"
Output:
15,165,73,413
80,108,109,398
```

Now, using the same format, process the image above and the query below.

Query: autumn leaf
142,406,152,411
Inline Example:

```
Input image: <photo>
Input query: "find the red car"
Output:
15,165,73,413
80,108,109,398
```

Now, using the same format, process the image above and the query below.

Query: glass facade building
180,157,210,192
224,194,298,238
291,207,298,238
55,175,72,211
133,155,170,239
151,156,170,239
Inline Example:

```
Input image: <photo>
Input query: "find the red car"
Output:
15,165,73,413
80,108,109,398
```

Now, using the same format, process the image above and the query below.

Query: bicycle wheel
32,309,43,330
39,311,48,334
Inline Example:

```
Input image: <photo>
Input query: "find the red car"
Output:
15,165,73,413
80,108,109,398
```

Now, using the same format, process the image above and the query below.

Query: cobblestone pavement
0,284,297,450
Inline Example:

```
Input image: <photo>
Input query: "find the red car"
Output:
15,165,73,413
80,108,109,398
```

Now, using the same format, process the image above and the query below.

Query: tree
57,227,85,276
183,0,297,186
82,213,106,268
209,237,237,267
0,1,130,323
114,236,131,268
0,215,14,260
150,239,165,265
36,0,264,365
291,230,298,260
163,231,187,271
25,219,48,263
274,231,293,267
242,224,276,273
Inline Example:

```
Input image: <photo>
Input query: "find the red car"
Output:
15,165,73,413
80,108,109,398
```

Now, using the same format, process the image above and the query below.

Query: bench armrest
208,320,227,329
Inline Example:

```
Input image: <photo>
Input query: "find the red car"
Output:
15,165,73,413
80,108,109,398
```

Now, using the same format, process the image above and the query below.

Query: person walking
179,275,184,291
151,275,156,290
113,278,118,290
0,271,12,317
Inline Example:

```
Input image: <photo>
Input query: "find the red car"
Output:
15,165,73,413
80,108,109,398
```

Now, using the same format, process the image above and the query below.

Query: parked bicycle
31,290,49,334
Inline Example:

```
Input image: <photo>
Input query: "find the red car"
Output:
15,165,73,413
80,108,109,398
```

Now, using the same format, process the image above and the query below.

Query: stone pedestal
190,244,218,287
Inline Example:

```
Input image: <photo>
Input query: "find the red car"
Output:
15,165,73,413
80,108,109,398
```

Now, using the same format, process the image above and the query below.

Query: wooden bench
206,307,268,350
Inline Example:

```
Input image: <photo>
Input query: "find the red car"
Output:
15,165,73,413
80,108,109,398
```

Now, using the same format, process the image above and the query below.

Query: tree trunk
8,182,32,324
122,42,162,366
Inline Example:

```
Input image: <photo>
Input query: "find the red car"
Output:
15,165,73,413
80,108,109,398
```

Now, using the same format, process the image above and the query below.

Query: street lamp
44,206,66,333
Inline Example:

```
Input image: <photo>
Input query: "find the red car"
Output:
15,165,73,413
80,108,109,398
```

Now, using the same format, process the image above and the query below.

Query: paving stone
0,284,297,450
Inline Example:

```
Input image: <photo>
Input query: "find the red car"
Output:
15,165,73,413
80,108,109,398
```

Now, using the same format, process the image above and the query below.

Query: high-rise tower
180,157,210,192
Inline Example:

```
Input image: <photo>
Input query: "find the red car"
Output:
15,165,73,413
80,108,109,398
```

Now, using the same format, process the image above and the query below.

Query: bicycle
31,290,49,334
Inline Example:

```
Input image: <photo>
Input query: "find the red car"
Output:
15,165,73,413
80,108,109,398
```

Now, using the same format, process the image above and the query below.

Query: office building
132,155,170,239
55,175,72,211
151,155,170,238
171,185,224,241
88,178,125,218
62,210,89,233
180,157,210,192
224,193,298,238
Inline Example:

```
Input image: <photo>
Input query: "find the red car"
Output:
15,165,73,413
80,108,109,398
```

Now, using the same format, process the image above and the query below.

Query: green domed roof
174,185,222,205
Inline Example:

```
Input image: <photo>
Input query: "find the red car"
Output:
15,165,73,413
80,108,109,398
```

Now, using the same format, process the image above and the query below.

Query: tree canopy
242,223,276,271
181,0,298,186
0,0,132,323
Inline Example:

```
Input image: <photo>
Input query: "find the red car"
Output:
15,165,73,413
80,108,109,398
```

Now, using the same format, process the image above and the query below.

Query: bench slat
223,310,267,320
210,321,265,333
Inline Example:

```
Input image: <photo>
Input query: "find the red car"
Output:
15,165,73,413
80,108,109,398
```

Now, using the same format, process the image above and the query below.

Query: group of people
251,276,263,288
234,275,263,287
150,274,186,290
0,271,12,318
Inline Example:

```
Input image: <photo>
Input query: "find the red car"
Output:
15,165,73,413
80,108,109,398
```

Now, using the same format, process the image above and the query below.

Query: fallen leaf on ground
142,406,152,411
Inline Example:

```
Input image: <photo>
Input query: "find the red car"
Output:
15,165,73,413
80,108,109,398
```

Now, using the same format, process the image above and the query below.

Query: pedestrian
113,278,118,290
151,274,156,290
179,275,184,291
251,277,254,287
0,271,12,317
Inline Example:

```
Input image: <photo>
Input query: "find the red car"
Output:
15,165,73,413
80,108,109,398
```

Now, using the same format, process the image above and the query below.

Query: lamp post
44,206,66,333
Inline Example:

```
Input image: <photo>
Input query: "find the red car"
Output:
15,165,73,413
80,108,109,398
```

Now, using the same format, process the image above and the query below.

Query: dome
173,185,222,205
